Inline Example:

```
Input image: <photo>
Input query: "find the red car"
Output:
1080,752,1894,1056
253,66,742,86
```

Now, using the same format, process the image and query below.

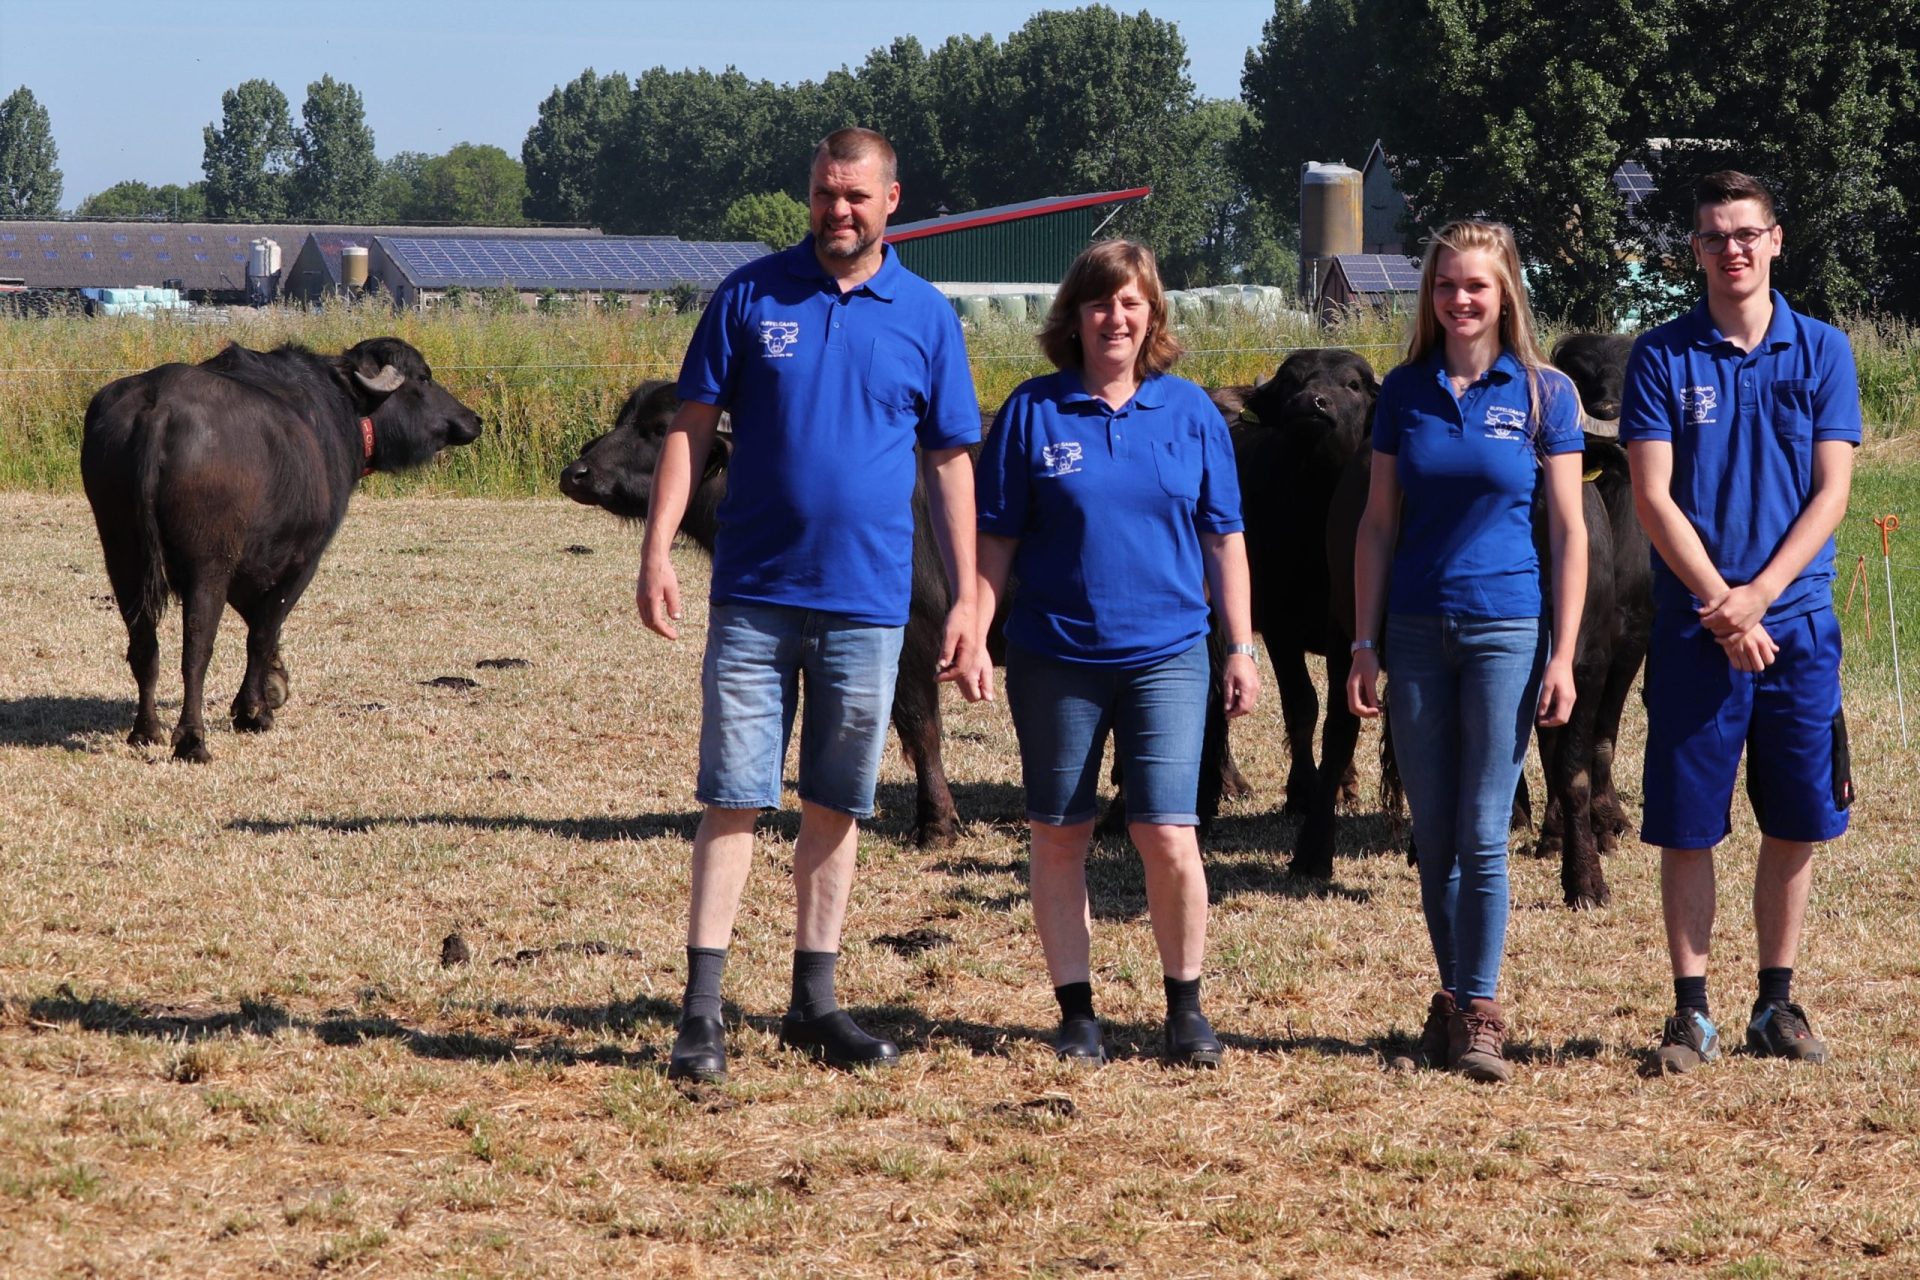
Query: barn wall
891,207,1103,284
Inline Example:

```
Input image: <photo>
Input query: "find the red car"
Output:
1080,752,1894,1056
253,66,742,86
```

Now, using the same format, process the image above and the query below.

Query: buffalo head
1240,347,1379,459
1551,333,1635,424
339,337,482,469
560,380,731,522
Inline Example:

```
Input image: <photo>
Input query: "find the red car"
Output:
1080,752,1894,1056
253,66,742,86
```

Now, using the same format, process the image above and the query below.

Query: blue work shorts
696,603,905,818
1641,605,1851,849
1004,640,1209,827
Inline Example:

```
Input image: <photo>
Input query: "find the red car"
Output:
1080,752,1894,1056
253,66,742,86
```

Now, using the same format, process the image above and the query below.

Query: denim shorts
696,602,905,817
1641,606,1849,848
1004,641,1208,827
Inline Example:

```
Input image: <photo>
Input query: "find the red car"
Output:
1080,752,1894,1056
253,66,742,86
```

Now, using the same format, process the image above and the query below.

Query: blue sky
0,0,1277,208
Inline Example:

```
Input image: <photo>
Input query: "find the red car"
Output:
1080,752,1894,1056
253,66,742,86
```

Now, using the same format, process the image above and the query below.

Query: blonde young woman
1347,220,1587,1082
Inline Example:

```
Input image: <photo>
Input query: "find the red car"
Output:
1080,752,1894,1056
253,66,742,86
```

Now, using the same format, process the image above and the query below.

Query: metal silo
1299,162,1363,300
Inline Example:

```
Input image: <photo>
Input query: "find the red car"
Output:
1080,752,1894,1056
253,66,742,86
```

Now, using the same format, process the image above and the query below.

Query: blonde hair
1038,239,1185,380
1406,220,1560,435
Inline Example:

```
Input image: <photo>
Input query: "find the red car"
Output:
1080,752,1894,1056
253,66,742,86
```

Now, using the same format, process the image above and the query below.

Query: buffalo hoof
1530,833,1563,861
171,730,212,764
265,666,290,710
912,817,958,849
1564,881,1611,910
232,703,274,734
1292,814,1336,880
1220,761,1254,801
1335,777,1362,813
128,721,165,748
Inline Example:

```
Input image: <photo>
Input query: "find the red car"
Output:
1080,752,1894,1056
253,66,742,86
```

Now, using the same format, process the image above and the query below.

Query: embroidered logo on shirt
758,320,800,358
1483,404,1527,440
1682,385,1718,425
1041,442,1084,476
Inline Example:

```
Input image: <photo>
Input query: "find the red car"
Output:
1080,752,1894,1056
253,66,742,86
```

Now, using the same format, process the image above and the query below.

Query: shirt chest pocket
865,342,922,419
1771,378,1814,488
1771,379,1813,441
1153,435,1201,500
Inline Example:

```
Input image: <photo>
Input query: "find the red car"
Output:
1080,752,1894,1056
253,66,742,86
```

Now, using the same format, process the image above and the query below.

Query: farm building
884,187,1151,287
363,235,768,308
1317,253,1423,319
1360,140,1414,255
0,221,603,302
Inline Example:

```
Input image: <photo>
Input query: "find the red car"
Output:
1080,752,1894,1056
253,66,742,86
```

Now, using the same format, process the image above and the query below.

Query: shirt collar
1059,368,1165,411
787,236,900,300
1688,290,1797,352
1426,347,1522,389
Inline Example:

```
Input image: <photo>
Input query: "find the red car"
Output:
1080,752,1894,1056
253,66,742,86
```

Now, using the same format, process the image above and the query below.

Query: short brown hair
814,127,897,187
1037,239,1185,379
1695,169,1776,228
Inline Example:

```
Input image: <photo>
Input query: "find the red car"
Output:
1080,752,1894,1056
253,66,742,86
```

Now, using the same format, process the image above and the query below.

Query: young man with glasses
1620,170,1859,1074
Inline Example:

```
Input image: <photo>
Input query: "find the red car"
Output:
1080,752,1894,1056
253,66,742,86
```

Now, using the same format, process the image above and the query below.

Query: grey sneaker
1746,1001,1828,1064
1655,1009,1720,1075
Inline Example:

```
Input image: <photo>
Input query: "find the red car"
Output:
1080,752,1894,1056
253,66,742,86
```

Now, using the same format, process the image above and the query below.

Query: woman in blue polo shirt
970,239,1259,1068
1346,219,1587,1083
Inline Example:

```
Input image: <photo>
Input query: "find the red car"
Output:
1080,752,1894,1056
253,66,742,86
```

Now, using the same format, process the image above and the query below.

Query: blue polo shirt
677,238,980,626
1374,350,1584,618
975,369,1244,666
1619,291,1862,623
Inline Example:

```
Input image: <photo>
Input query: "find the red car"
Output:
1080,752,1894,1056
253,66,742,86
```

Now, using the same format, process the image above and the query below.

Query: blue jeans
1004,641,1208,826
1385,613,1545,1001
697,603,905,817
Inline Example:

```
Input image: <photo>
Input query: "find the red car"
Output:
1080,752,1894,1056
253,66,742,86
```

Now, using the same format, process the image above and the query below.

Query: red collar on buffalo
360,417,375,476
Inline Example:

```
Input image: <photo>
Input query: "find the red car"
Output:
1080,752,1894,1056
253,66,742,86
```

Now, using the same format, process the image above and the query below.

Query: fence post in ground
1875,514,1907,747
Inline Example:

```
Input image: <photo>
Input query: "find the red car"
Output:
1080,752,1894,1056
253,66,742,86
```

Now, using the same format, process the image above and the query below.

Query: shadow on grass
21,983,667,1070
227,811,706,843
0,695,130,751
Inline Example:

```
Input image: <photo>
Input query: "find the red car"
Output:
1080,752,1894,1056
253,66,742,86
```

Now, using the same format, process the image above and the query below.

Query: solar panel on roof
1335,254,1421,293
381,236,765,291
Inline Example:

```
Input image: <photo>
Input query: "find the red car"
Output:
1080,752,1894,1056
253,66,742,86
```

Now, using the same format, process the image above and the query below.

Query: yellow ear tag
1582,466,1604,483
1238,409,1260,425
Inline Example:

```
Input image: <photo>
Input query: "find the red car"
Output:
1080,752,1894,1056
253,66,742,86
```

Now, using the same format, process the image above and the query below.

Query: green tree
75,180,207,220
290,75,380,222
1238,1,1390,229
522,69,630,224
719,190,809,249
1636,0,1919,319
0,86,62,216
202,79,295,220
595,67,788,236
372,150,430,223
414,144,529,225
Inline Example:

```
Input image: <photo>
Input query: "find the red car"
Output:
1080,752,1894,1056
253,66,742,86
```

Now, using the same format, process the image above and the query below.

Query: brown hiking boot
1448,998,1513,1084
1416,990,1456,1068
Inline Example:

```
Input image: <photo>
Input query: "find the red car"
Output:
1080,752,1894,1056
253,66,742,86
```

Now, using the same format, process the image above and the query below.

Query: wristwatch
1226,642,1257,658
1350,639,1377,653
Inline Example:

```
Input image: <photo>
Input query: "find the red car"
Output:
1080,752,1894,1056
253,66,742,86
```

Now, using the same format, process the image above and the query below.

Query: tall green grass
2,301,1915,495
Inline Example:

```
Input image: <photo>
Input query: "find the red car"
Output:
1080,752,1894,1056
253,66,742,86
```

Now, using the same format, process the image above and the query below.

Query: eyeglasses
1691,226,1776,255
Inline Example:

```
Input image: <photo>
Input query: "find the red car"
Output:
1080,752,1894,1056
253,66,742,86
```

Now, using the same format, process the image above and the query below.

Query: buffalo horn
355,364,405,394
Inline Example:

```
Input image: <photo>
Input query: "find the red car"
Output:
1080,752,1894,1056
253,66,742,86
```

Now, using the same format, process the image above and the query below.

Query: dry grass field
3,490,1919,1279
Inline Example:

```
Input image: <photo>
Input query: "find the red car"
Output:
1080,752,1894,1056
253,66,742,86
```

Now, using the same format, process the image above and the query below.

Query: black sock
1164,975,1202,1017
1054,981,1095,1023
1757,967,1794,1008
1673,975,1709,1018
683,946,727,1022
790,950,839,1020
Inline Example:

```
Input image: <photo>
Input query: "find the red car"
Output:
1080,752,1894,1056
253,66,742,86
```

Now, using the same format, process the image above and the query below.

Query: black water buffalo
1551,333,1635,429
1215,347,1381,879
1525,336,1653,905
81,338,483,762
560,381,992,847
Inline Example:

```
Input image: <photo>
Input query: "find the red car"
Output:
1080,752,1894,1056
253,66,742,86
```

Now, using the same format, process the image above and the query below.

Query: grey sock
683,946,727,1022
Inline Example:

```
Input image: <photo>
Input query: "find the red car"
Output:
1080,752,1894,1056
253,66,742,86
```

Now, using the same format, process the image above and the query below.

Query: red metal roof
885,187,1152,243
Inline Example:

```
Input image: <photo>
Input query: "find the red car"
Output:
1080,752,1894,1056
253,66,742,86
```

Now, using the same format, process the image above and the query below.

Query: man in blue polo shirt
1621,170,1859,1074
636,128,982,1083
